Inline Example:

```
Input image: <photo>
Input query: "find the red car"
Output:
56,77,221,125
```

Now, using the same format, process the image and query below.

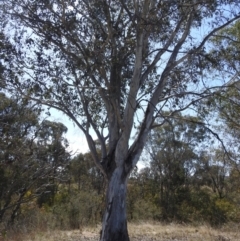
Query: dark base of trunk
100,228,130,241
100,167,130,241
100,224,130,241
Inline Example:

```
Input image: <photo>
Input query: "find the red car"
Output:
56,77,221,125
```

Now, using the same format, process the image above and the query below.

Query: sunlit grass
3,222,239,241
128,221,239,241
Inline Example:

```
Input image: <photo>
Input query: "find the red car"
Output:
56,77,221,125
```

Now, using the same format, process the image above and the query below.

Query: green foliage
33,152,105,229
209,20,240,145
145,114,207,221
126,113,240,226
131,199,159,221
179,188,227,226
128,171,239,226
68,153,104,193
52,189,102,229
1,93,239,231
127,180,160,221
210,20,240,72
0,93,70,228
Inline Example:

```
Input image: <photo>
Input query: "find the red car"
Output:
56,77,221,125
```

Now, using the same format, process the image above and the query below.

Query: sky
47,109,90,155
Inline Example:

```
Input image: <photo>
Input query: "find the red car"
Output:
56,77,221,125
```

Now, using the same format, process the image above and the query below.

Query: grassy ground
3,222,240,241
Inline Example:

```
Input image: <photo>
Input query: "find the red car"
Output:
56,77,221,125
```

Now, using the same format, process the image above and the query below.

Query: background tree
210,20,240,79
208,19,240,146
35,120,70,208
0,93,70,228
0,92,39,226
204,19,240,198
145,113,207,221
1,1,240,240
129,114,240,225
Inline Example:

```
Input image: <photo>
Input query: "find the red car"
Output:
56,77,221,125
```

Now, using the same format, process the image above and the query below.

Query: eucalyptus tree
0,93,70,226
146,113,207,220
1,1,240,240
204,20,240,179
209,19,240,134
0,93,40,227
35,120,70,208
210,20,240,78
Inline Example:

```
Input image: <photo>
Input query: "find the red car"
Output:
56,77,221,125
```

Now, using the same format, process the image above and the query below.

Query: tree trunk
100,166,129,241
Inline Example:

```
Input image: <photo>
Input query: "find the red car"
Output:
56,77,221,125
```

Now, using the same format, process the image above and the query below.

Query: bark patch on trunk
100,167,130,241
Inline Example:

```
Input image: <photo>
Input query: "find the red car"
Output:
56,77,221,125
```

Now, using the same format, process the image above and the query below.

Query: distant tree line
1,84,240,234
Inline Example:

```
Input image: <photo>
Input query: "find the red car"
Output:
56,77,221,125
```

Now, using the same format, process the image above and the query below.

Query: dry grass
128,222,240,241
2,222,240,241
